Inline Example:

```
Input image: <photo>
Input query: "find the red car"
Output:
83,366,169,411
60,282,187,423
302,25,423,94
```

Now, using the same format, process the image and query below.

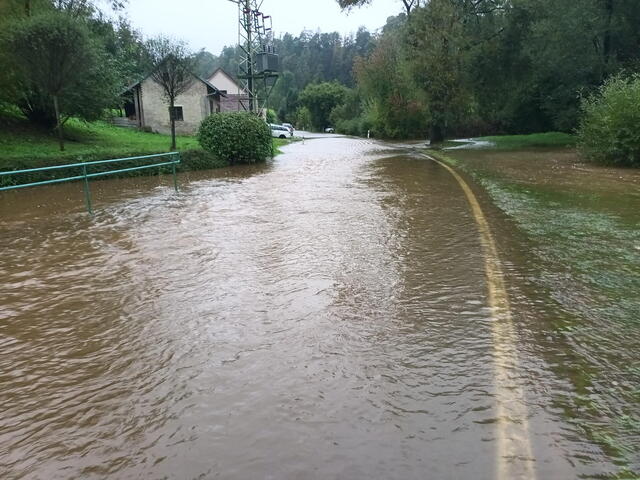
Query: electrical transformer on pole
228,0,279,116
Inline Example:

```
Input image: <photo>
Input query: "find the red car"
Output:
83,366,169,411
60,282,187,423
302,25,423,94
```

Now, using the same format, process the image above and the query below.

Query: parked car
270,124,293,139
325,127,335,133
282,123,294,134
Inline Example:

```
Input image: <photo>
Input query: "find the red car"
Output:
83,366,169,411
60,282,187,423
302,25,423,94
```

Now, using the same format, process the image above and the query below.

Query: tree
298,82,348,131
146,36,196,150
0,0,48,18
354,17,428,139
295,107,312,131
337,0,422,15
337,0,640,139
406,0,472,142
499,0,609,132
193,50,217,78
329,87,369,136
204,27,377,123
269,70,298,122
266,109,278,124
83,16,150,94
5,11,118,150
52,0,127,16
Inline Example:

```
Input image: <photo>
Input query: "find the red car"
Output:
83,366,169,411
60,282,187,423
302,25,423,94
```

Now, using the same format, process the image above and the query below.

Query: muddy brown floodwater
0,137,637,479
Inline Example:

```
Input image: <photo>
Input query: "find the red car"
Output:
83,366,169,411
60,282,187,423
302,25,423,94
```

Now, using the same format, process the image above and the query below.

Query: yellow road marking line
420,153,536,480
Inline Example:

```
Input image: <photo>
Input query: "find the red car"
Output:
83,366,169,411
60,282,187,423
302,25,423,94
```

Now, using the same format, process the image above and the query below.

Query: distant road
294,130,343,139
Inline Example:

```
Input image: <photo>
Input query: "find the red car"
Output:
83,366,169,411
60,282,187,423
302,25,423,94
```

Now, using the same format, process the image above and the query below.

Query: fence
0,152,180,214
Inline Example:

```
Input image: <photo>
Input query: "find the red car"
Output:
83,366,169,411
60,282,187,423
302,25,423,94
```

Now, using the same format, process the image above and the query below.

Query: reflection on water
0,138,634,478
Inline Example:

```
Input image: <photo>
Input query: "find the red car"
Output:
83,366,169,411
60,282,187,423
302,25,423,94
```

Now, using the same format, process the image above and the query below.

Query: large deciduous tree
340,0,640,140
52,0,127,16
298,82,348,131
146,37,196,150
5,11,118,150
354,26,428,139
406,0,471,142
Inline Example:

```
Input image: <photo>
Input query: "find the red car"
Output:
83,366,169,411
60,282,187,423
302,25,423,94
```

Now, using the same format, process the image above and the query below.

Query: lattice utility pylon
228,0,279,115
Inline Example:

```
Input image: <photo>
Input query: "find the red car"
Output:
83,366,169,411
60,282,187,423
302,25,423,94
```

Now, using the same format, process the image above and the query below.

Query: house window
169,106,184,121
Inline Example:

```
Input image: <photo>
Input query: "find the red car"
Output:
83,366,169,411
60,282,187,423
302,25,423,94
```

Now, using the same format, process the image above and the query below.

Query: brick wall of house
140,77,210,135
220,94,249,112
208,69,249,114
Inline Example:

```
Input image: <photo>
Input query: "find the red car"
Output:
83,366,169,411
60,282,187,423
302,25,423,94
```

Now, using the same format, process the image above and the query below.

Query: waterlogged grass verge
455,132,576,150
272,136,299,155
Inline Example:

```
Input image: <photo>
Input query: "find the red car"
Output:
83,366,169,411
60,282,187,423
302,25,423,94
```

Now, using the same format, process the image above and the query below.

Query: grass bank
445,132,576,150
477,132,576,149
0,110,294,185
272,137,293,155
0,109,196,164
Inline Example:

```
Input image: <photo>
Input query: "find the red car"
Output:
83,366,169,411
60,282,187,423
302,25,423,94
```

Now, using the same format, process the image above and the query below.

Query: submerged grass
273,137,297,155
429,148,640,476
474,132,576,150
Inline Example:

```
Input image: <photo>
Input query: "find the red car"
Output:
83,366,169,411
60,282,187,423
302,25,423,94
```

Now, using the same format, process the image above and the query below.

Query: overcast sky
121,0,402,54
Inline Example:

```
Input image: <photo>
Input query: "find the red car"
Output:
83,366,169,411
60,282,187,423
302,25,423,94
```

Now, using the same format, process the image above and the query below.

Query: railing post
82,164,93,215
172,154,179,192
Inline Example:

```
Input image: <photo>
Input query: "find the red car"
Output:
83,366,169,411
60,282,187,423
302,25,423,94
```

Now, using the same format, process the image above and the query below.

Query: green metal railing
0,152,180,215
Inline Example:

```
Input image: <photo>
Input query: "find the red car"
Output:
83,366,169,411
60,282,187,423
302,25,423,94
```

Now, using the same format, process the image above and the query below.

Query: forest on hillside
2,0,640,146
196,0,640,142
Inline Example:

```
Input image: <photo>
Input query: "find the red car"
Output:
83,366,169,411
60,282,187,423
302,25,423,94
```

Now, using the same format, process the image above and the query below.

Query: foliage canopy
146,36,196,150
3,11,118,149
341,0,640,143
298,82,348,131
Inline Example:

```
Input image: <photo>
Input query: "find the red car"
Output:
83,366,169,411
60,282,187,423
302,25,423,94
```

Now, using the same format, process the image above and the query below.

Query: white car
270,124,293,139
282,123,294,134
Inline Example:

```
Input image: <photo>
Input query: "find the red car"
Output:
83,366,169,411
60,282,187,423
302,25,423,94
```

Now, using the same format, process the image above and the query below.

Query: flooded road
439,147,640,478
0,137,637,479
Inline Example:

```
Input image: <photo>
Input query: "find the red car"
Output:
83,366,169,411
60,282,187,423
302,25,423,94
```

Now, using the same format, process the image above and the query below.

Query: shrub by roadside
578,74,640,167
197,112,272,164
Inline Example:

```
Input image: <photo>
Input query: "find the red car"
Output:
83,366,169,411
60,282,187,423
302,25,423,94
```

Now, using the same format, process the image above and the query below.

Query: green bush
295,107,312,131
334,116,374,137
266,108,278,124
197,112,272,164
577,74,640,167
